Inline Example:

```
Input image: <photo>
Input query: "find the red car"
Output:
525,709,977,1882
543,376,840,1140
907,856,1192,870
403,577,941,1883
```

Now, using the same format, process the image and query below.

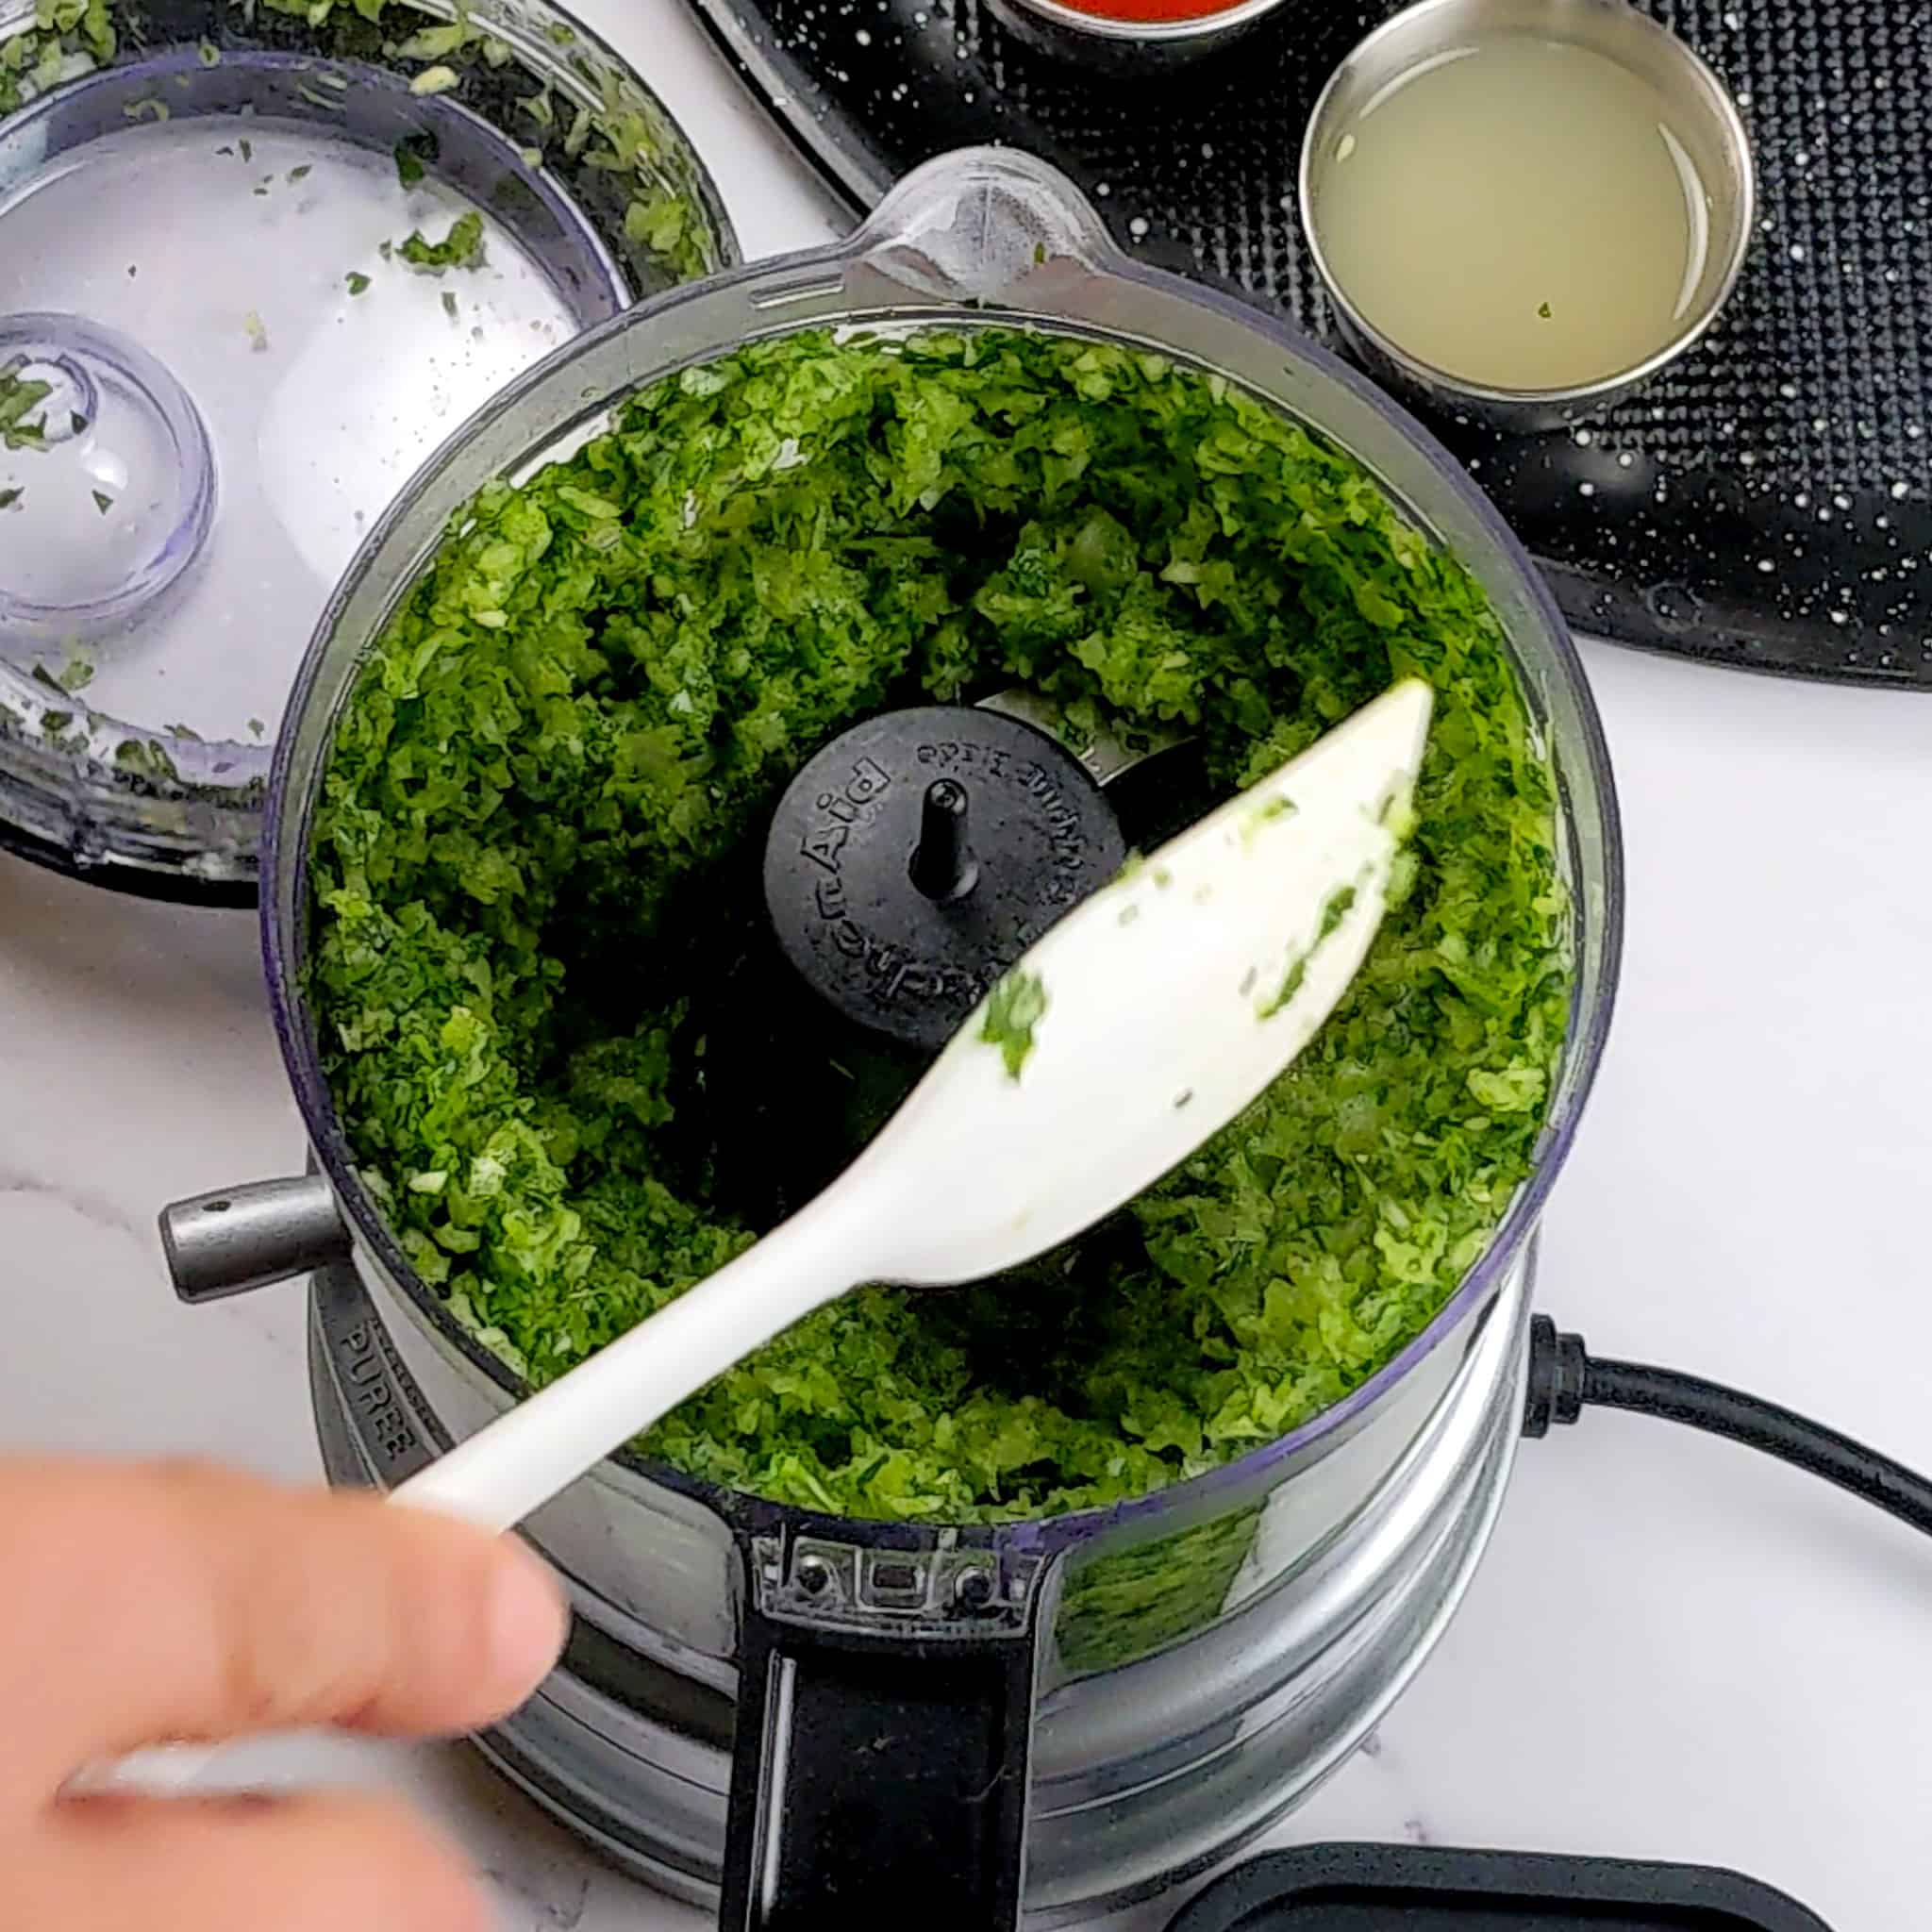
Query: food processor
0,0,734,900
150,150,1624,1926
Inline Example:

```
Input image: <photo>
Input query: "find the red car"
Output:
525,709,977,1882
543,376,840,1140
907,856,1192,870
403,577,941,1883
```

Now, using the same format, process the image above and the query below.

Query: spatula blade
866,678,1434,1287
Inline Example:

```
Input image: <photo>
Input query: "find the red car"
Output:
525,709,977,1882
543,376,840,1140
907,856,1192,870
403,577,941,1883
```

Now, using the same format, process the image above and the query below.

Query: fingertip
44,1790,496,1932
6,1464,571,1774
325,1794,498,1932
481,1538,569,1717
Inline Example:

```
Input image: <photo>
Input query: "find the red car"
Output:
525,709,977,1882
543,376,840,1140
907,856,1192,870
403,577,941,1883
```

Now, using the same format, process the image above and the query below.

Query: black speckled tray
690,0,1932,687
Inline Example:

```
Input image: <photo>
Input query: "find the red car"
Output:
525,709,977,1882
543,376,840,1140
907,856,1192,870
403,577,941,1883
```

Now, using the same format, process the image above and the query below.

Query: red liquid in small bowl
1053,0,1251,21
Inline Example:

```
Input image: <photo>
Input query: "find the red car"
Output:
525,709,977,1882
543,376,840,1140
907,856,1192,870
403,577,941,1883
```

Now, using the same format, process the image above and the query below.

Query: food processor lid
0,0,736,905
1165,1845,1834,1930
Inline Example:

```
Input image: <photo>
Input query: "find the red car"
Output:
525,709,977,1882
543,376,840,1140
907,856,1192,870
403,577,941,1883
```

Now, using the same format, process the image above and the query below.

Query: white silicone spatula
104,676,1429,1793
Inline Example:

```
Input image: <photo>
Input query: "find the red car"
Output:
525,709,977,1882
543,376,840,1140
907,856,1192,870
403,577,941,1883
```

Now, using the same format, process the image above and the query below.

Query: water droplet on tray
1648,583,1702,625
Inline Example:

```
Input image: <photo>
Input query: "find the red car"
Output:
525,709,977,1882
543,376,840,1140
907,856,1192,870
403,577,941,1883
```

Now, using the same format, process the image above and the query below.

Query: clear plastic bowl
0,0,735,902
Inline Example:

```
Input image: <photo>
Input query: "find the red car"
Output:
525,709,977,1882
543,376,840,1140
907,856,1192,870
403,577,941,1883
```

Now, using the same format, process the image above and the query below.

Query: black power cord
1524,1315,1932,1540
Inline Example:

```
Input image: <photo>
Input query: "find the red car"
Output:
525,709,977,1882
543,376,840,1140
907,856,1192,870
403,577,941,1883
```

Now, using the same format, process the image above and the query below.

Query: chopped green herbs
1538,301,1554,320
243,310,269,353
1057,1503,1262,1673
248,717,267,740
345,271,371,296
1257,878,1367,1020
309,328,1570,1524
392,21,475,60
979,971,1048,1081
441,290,458,320
0,487,20,510
1241,792,1296,844
287,162,311,183
0,0,117,119
56,656,93,693
91,489,112,514
397,211,485,274
0,361,51,452
394,131,439,189
113,737,179,782
1316,882,1357,941
1262,955,1307,1019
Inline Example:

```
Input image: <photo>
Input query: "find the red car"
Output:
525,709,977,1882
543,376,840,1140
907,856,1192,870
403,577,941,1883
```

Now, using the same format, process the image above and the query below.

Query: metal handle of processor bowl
158,1175,352,1303
719,1535,1049,1931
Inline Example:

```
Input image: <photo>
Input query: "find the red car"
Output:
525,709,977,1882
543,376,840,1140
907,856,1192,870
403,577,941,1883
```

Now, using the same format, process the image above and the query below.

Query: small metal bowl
989,0,1291,71
1299,0,1756,430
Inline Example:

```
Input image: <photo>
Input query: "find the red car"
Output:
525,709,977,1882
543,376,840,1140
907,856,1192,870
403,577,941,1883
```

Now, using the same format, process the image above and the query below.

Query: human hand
0,1458,568,1932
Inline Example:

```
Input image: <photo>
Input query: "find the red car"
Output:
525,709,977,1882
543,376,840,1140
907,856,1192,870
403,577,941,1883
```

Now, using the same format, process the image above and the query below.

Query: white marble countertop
6,5,1932,1926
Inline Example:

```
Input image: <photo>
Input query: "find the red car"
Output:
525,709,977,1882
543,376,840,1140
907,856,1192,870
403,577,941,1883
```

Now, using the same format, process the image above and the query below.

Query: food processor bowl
163,149,1622,1926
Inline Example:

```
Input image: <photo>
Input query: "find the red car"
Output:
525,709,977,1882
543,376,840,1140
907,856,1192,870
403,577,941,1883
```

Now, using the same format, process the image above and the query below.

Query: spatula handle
392,1190,872,1534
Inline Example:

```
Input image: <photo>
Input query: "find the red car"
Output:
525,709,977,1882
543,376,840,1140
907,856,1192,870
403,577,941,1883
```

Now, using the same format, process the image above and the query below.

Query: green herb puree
308,328,1569,1524
979,970,1048,1081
